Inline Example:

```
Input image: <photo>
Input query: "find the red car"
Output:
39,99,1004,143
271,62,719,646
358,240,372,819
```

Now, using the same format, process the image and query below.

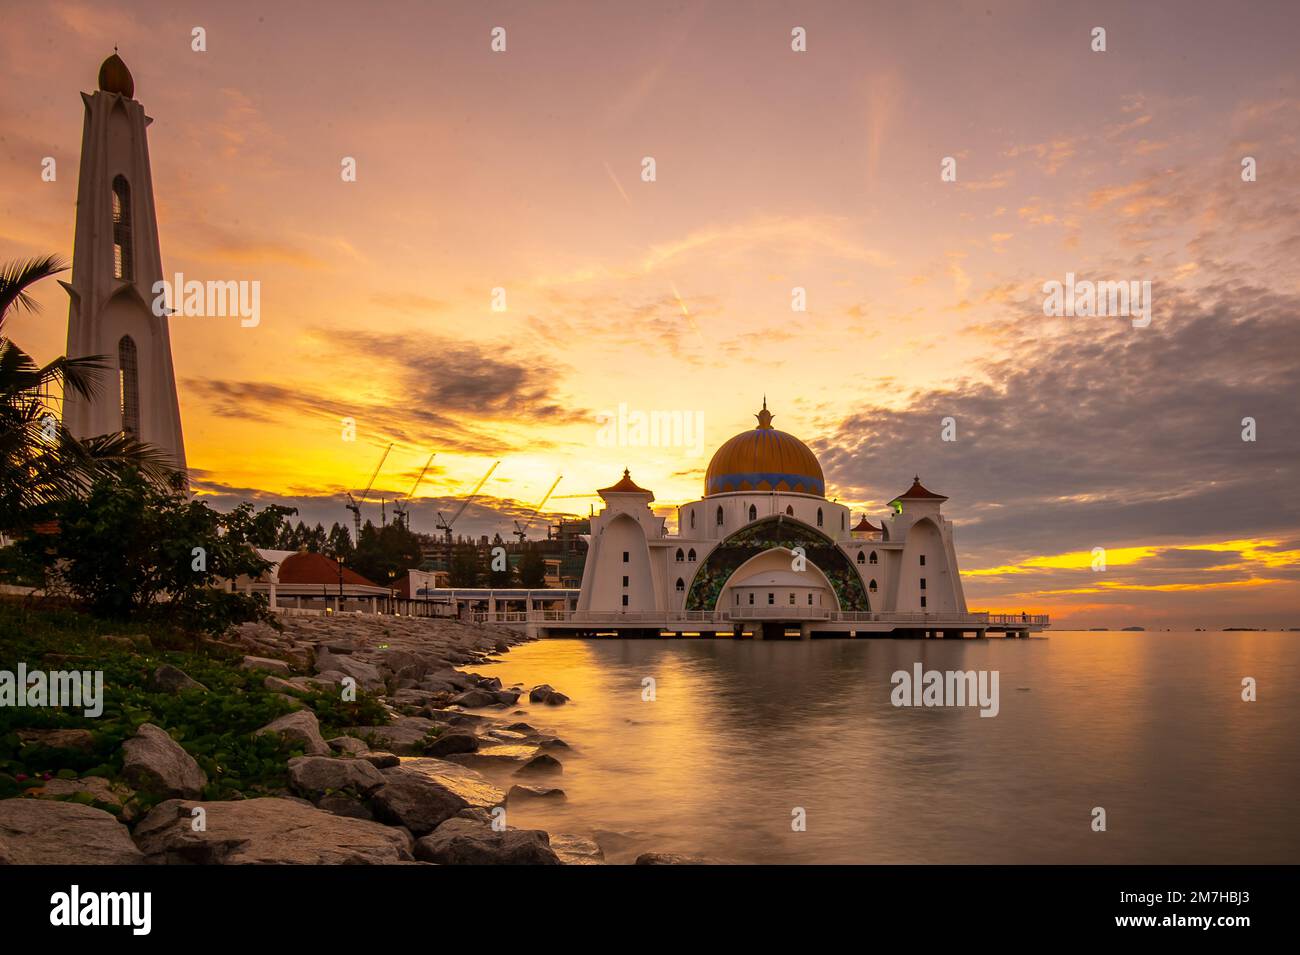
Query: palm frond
0,254,69,326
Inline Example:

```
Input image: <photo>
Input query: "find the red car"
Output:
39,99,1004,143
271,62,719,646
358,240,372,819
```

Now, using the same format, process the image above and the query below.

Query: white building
576,402,978,638
62,52,187,474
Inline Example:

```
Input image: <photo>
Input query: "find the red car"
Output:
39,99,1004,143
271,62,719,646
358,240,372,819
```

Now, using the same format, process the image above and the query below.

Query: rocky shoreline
0,613,638,865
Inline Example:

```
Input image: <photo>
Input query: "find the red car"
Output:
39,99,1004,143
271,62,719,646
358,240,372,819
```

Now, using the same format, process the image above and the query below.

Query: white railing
471,609,1049,627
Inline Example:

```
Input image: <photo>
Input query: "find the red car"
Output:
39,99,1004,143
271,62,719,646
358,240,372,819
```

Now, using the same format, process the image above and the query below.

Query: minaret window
111,175,133,280
748,504,757,521
675,548,684,562
869,551,878,564
817,508,823,527
920,555,926,566
856,551,865,564
690,510,696,529
118,335,140,436
869,579,878,593
687,548,696,562
675,578,685,592
716,506,724,526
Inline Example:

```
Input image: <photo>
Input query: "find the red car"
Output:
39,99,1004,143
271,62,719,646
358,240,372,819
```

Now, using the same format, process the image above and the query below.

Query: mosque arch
684,515,870,612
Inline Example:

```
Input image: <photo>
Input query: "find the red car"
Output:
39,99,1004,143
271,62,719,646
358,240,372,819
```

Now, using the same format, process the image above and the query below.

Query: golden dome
704,401,824,497
98,51,134,98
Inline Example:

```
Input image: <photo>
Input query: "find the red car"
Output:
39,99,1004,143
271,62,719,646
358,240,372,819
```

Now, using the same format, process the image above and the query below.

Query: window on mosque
767,593,774,605
788,593,795,605
690,510,696,529
869,551,878,564
786,505,793,516
675,548,684,562
920,578,927,590
687,548,696,561
118,336,140,436
622,595,629,607
817,508,823,527
675,578,685,592
622,551,629,563
111,175,132,280
622,576,628,587
716,506,724,525
808,593,813,605
921,596,927,608
748,592,754,605
920,554,926,566
869,579,878,593
748,505,757,521
856,551,865,564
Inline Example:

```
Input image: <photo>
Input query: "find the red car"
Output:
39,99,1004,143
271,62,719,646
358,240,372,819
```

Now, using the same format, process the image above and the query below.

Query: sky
3,0,1299,628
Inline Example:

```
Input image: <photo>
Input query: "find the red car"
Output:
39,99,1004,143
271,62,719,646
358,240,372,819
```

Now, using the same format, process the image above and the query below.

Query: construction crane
392,452,436,529
345,442,393,540
514,476,562,543
435,461,499,547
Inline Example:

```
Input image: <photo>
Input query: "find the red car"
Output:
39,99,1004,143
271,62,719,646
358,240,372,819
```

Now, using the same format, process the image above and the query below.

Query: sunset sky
3,0,1298,627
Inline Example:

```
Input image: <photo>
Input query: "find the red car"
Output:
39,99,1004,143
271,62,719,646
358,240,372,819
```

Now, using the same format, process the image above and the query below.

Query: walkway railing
472,609,1049,627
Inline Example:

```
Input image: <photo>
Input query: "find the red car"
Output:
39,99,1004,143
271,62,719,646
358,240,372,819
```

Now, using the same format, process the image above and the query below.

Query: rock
263,675,311,697
28,777,137,820
287,756,387,798
15,728,95,752
368,759,504,836
254,710,330,756
506,784,566,803
528,684,556,702
133,798,412,864
551,833,605,865
0,799,144,864
450,688,499,708
505,722,536,733
317,793,375,821
344,717,437,755
316,649,384,690
121,723,208,800
327,736,369,756
413,817,559,865
150,664,208,693
537,736,569,749
493,689,522,706
425,732,479,758
360,751,400,769
635,852,716,865
539,691,569,705
515,753,563,776
240,655,292,674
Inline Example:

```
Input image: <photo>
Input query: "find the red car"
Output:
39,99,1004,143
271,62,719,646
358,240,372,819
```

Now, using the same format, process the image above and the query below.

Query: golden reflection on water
468,632,1300,864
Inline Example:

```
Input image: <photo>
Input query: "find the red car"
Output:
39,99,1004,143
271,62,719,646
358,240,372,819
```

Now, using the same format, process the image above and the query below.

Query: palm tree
1,254,175,529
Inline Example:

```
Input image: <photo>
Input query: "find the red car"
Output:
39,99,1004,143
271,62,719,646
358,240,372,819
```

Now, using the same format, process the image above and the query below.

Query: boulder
506,784,566,803
635,852,716,865
515,753,563,776
368,759,504,836
133,798,413,864
538,691,569,706
121,723,207,799
287,756,387,798
425,732,479,758
327,736,370,756
551,833,605,865
317,793,375,821
0,799,144,864
28,776,137,820
316,648,384,690
450,688,498,708
528,684,556,703
150,664,208,693
413,817,559,865
344,717,437,755
360,751,400,769
15,728,95,752
254,710,330,756
240,655,292,674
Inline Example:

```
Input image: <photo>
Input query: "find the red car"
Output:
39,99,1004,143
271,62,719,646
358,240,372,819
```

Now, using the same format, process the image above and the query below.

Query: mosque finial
755,398,774,430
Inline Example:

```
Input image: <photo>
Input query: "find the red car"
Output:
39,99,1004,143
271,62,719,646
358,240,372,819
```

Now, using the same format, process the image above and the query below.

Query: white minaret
61,52,187,474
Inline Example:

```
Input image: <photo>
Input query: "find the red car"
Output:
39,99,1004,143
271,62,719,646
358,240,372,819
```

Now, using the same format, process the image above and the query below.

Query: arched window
690,510,696,529
856,551,865,565
687,548,696,562
111,175,132,280
675,578,685,592
869,579,878,593
735,592,740,605
785,505,793,516
869,551,878,564
841,513,845,530
816,507,823,527
748,504,757,521
716,506,724,526
675,548,684,562
118,335,140,436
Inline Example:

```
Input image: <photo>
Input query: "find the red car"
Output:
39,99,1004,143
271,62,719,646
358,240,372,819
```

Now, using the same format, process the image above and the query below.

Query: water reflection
469,633,1300,863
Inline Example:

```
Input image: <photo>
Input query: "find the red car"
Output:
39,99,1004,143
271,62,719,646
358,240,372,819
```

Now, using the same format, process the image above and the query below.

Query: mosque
572,401,1042,638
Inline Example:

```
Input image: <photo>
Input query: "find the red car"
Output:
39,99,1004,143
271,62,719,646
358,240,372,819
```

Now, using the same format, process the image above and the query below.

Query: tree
325,522,354,561
1,254,174,529
517,546,547,588
223,501,298,549
17,469,273,634
448,542,480,587
352,520,422,585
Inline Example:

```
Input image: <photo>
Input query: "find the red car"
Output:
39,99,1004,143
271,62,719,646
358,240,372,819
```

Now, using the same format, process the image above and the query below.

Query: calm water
470,632,1300,864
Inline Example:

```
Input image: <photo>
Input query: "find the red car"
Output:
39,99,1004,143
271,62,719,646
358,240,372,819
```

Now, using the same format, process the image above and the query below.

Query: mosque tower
61,51,187,474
